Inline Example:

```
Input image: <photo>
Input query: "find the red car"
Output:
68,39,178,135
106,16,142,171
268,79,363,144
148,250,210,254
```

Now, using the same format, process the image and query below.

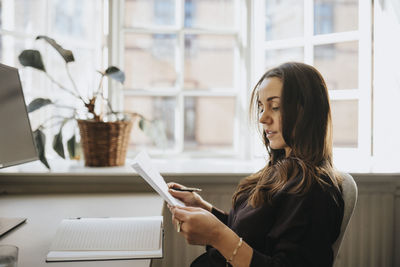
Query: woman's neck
284,147,292,158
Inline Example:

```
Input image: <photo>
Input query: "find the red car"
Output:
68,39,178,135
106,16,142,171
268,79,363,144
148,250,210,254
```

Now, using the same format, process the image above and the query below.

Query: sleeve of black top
211,206,229,225
206,207,229,256
250,189,340,267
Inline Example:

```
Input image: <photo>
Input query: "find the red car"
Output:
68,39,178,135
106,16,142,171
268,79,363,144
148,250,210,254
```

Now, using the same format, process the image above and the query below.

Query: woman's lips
265,130,277,138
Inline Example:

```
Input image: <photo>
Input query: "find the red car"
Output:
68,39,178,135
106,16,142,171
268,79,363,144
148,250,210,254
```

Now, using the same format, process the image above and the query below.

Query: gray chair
332,172,358,263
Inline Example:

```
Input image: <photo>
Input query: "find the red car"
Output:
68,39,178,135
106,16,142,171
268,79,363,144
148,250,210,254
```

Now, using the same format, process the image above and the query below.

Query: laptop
0,63,38,236
0,63,38,168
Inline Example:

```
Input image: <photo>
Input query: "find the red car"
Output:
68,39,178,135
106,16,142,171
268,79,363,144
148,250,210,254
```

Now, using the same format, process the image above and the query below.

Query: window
253,0,371,162
0,0,106,157
113,0,372,162
116,0,243,156
1,0,373,166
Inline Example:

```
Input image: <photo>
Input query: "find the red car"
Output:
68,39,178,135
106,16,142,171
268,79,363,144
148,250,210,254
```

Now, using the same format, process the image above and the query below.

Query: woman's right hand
167,182,212,212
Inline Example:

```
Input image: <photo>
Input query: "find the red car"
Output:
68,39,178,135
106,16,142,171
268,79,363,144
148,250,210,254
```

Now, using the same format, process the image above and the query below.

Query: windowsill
1,156,400,176
1,157,400,195
0,158,266,176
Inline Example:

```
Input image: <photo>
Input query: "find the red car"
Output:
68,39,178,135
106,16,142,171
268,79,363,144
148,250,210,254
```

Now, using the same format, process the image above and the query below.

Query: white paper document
131,151,184,207
46,216,163,262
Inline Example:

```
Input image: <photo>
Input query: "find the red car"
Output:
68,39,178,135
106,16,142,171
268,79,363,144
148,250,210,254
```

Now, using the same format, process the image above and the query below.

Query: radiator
334,192,394,267
152,185,395,267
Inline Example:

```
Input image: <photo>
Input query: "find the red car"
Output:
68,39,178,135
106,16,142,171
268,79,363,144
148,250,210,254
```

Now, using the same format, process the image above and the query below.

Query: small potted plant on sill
19,35,163,168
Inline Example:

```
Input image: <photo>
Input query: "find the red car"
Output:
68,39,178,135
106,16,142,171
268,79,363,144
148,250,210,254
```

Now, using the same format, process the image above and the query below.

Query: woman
169,62,344,267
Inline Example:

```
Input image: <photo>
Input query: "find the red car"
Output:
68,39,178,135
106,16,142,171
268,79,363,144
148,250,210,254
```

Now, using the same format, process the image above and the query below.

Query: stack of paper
131,151,184,207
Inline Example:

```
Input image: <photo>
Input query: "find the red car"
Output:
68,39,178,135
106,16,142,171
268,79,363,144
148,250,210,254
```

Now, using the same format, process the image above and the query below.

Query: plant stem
106,101,116,114
95,74,104,97
54,104,77,110
45,72,84,102
65,63,86,103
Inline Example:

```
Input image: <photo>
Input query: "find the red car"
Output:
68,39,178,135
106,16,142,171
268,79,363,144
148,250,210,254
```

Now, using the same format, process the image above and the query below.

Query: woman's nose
259,111,272,125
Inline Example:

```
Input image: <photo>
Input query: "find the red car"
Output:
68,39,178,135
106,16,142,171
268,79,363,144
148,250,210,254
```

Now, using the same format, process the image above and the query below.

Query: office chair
332,172,358,263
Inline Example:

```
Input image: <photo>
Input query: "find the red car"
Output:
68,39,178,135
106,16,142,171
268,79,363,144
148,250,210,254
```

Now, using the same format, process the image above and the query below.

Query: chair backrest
332,172,358,262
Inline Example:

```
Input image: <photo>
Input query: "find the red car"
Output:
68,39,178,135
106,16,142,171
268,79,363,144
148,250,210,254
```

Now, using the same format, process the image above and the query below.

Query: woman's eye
272,107,280,111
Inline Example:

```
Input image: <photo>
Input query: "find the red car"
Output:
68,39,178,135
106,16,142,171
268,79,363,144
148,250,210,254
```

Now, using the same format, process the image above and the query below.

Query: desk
0,193,164,267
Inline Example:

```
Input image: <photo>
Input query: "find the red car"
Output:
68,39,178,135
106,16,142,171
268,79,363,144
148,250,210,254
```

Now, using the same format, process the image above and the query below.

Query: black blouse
196,175,344,267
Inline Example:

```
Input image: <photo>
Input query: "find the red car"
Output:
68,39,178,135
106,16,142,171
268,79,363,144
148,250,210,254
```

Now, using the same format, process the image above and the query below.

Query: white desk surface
0,193,164,267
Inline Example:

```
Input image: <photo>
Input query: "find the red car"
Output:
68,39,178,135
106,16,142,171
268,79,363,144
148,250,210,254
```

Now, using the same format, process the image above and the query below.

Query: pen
171,187,202,192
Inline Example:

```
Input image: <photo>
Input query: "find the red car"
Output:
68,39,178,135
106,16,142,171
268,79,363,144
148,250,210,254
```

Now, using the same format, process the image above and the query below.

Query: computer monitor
0,63,37,236
0,63,38,168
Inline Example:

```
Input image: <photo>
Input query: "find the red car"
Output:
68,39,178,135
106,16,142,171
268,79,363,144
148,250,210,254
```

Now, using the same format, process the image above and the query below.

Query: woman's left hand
169,206,228,246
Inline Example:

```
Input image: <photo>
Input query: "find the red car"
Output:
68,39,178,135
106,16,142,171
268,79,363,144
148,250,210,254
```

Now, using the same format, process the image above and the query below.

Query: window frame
252,0,372,164
110,0,373,164
110,0,248,158
0,0,107,159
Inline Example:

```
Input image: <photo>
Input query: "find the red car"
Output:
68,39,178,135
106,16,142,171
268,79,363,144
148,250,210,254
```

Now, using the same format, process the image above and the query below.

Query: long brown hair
233,62,341,207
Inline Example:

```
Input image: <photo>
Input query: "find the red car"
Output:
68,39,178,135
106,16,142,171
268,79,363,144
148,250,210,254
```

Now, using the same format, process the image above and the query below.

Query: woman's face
257,77,291,157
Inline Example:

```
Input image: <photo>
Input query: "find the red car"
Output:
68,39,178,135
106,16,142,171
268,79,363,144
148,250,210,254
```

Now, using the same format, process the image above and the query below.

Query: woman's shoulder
275,173,343,208
316,174,344,207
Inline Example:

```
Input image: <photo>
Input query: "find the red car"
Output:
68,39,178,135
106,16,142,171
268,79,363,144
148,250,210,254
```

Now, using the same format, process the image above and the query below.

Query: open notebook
46,216,163,262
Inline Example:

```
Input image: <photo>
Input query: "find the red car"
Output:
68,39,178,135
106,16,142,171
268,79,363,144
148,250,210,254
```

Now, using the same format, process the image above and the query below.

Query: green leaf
36,35,75,63
67,135,76,159
18,50,46,72
75,142,82,160
104,66,125,84
67,135,82,160
138,118,145,130
27,98,52,113
52,131,65,159
33,129,50,169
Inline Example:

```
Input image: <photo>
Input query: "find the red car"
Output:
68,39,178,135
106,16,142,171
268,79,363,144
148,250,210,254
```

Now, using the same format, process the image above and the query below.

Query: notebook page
131,151,184,207
50,217,162,251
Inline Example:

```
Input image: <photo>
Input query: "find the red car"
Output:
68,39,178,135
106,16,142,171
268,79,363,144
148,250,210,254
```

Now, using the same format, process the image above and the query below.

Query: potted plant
19,35,159,168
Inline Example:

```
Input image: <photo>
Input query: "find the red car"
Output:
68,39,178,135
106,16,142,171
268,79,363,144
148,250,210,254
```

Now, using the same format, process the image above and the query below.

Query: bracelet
226,237,243,266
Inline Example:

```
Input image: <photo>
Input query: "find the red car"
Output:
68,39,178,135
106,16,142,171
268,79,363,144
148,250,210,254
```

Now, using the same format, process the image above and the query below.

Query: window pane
0,0,46,34
0,35,32,66
125,0,176,27
314,41,358,90
265,0,304,41
314,0,358,35
49,0,103,42
184,0,235,29
184,96,235,150
265,47,304,69
124,96,176,149
124,33,177,89
184,34,235,89
331,100,358,148
1,35,47,101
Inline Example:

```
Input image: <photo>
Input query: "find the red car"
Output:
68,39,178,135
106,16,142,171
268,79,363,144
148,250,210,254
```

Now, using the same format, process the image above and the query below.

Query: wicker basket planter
77,119,133,167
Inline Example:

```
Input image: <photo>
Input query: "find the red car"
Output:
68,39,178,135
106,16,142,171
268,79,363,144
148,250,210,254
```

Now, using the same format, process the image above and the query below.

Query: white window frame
0,0,105,73
252,0,372,166
0,0,106,158
110,0,372,164
110,0,248,158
